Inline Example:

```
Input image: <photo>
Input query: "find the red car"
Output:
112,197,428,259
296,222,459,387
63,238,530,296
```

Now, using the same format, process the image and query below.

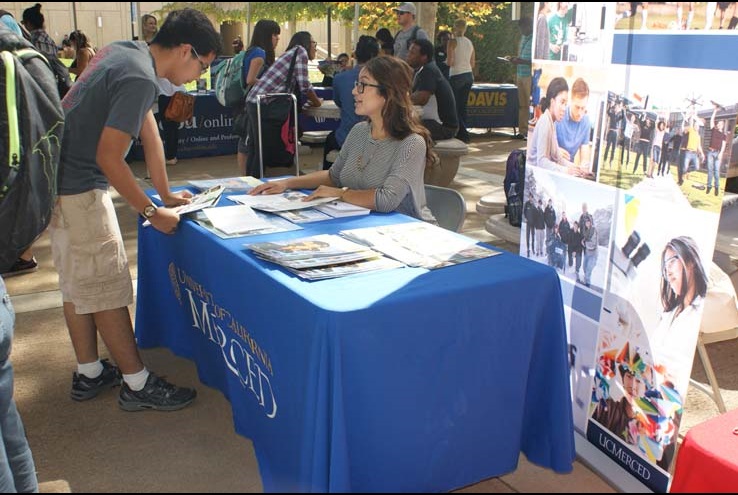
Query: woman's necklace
357,126,383,172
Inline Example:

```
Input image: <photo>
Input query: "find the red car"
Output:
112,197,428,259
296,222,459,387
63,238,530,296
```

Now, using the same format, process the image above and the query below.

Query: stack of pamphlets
246,234,403,280
188,176,263,193
339,221,500,269
315,201,370,218
192,210,302,239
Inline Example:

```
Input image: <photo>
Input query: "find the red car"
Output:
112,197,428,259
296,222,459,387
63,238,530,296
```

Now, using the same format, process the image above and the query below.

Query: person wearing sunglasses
48,9,221,414
250,56,436,224
392,2,428,61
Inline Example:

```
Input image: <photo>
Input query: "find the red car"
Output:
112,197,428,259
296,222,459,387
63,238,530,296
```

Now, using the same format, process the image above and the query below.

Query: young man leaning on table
250,56,436,223
49,8,221,412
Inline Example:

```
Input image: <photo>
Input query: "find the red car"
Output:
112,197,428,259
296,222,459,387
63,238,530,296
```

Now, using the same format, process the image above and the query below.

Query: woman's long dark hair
540,76,569,113
660,236,708,315
287,31,312,54
249,19,280,66
363,56,434,168
69,30,92,49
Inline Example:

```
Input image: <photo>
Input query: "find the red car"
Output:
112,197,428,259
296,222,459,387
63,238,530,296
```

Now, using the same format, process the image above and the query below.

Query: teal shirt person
548,8,573,60
517,34,532,79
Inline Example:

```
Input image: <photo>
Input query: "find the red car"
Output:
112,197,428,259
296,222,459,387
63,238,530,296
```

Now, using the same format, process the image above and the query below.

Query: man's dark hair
152,8,222,56
518,16,533,34
412,38,434,61
355,35,379,64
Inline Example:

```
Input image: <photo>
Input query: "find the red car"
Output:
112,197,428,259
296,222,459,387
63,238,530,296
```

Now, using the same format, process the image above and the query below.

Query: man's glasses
190,45,209,74
354,80,383,94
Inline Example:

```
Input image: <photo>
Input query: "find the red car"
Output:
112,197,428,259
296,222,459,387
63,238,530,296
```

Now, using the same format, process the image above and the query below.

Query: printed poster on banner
528,2,738,492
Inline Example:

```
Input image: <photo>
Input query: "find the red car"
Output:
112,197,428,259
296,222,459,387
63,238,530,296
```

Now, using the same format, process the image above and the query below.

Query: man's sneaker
1,257,38,277
118,372,196,412
70,359,121,401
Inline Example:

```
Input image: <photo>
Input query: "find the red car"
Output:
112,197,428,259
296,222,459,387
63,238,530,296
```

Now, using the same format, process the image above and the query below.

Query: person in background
320,52,350,87
548,2,573,60
60,36,75,58
250,56,436,224
375,28,395,56
528,77,575,173
706,103,727,196
68,29,95,78
435,30,451,80
447,18,475,143
156,78,187,167
231,35,243,54
49,8,221,412
236,19,280,176
510,16,532,140
407,38,458,142
393,2,428,61
582,215,598,288
141,13,158,44
323,35,379,170
245,31,322,178
21,4,55,58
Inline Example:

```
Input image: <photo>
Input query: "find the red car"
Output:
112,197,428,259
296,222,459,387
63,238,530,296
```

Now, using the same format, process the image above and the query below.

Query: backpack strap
0,50,19,201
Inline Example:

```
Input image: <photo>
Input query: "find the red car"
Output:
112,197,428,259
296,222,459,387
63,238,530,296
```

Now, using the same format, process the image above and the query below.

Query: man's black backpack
0,24,64,272
503,149,526,227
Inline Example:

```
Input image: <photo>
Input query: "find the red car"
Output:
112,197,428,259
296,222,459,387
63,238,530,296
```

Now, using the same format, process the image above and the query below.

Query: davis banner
524,2,737,492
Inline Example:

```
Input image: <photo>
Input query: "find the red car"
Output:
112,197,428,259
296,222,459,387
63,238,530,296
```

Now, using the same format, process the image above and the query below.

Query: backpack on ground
0,24,64,272
503,149,526,226
213,49,250,108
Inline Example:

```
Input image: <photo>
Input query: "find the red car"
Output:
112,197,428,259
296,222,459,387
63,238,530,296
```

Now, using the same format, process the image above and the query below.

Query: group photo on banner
526,2,738,492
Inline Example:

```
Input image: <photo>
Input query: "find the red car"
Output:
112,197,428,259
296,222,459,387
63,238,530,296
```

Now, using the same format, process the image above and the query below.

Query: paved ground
5,128,735,492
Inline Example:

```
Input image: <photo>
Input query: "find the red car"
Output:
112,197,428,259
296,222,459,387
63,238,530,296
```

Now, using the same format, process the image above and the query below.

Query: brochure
188,176,263,192
176,184,224,215
203,205,272,235
273,208,333,224
285,256,405,280
340,221,500,269
314,201,371,218
246,234,375,263
228,191,338,212
191,210,302,239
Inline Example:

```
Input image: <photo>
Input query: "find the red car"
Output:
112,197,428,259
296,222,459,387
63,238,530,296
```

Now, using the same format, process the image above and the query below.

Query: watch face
144,205,157,218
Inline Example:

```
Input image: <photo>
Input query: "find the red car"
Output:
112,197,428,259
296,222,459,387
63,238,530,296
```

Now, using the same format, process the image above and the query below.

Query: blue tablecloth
134,199,574,492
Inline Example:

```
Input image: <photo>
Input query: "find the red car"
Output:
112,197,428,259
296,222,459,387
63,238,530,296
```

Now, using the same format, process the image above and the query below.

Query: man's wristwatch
142,203,158,219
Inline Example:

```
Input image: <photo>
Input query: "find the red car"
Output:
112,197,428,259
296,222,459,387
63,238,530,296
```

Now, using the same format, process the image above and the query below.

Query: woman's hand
304,185,343,201
249,181,288,195
161,190,193,207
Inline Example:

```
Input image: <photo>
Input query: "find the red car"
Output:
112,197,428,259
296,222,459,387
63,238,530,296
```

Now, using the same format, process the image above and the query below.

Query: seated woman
250,56,436,223
68,29,95,78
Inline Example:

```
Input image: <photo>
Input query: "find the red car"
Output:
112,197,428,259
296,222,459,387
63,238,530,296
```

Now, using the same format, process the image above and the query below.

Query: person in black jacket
543,198,557,241
567,221,584,282
534,199,546,257
523,197,536,257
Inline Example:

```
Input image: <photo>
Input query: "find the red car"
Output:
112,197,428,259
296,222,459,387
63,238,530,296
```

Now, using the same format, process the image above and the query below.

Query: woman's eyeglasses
354,81,383,94
662,254,683,277
190,45,209,74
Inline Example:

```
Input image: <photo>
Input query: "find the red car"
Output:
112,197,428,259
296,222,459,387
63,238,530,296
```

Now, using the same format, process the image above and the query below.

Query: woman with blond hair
447,18,475,143
250,56,436,222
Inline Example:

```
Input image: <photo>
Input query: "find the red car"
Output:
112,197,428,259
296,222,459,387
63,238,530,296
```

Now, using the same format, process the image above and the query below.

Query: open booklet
228,191,338,212
339,221,501,269
245,233,403,280
188,176,263,193
145,185,224,226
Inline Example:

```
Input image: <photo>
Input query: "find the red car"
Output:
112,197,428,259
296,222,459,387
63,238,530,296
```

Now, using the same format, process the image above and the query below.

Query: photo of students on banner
612,2,738,31
532,2,612,64
527,63,608,178
596,66,738,213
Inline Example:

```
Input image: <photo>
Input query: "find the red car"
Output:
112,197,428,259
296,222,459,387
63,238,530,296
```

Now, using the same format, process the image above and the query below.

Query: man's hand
161,190,193,207
249,181,288,195
558,148,572,162
148,207,181,235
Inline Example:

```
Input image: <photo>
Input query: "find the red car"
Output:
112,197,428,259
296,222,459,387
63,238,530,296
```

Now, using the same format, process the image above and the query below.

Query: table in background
134,200,575,492
466,83,519,131
127,88,337,161
670,408,738,492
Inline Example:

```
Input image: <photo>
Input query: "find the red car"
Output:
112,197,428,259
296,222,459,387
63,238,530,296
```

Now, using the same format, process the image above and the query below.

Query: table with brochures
134,193,575,492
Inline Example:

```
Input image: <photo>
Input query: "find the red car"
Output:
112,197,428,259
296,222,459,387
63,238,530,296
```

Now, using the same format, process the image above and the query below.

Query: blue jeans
707,150,720,190
0,277,37,493
449,72,473,140
683,150,700,174
583,250,598,286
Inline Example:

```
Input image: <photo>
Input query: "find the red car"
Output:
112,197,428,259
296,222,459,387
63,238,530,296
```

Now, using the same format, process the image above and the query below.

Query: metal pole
246,3,251,42
72,2,78,31
352,2,359,48
327,8,332,59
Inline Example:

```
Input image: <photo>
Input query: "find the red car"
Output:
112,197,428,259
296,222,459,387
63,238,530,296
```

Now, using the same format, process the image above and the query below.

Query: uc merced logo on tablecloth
168,262,182,305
